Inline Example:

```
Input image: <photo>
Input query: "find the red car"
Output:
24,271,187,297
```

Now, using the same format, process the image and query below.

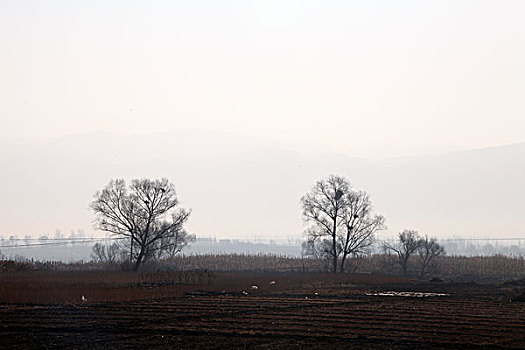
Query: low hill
1,130,524,239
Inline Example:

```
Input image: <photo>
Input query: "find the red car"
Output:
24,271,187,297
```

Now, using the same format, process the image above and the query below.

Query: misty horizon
1,129,524,241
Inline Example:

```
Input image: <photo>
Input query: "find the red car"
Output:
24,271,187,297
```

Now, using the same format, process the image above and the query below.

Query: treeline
1,253,524,281
148,253,525,281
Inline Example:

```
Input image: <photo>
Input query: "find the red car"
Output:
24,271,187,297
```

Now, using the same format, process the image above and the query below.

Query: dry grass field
1,270,524,349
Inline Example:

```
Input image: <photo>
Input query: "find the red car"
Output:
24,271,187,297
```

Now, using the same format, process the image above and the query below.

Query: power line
0,237,124,241
0,237,126,248
2,236,524,250
439,238,525,242
0,241,93,248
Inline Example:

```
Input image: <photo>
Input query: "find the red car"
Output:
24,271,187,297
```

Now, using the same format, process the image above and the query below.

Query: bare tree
301,237,323,259
417,235,445,277
91,242,122,264
383,230,421,275
91,178,192,271
301,175,385,273
301,175,349,273
301,233,339,272
147,229,196,260
338,190,386,272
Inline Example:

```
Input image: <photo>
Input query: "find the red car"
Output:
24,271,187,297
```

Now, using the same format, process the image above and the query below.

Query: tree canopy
91,178,193,271
301,175,386,272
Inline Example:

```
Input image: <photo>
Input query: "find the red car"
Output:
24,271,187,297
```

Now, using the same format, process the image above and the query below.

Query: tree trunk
419,257,430,278
340,252,347,273
133,248,145,271
401,256,408,276
419,264,427,278
332,217,338,273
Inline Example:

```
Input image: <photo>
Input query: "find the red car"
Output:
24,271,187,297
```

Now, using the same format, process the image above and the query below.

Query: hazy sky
1,0,524,153
1,1,525,241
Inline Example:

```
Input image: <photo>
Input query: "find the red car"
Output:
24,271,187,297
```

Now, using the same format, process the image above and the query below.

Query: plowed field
0,271,524,349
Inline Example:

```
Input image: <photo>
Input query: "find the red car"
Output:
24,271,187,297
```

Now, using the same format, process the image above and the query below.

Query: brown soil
0,271,524,349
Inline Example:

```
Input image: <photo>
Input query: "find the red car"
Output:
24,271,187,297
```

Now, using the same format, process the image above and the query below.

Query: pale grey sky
1,0,524,155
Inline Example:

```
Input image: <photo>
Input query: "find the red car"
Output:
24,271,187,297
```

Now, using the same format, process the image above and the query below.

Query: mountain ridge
1,130,524,240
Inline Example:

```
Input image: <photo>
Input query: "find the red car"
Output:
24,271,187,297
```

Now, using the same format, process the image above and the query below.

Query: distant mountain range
1,130,524,240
